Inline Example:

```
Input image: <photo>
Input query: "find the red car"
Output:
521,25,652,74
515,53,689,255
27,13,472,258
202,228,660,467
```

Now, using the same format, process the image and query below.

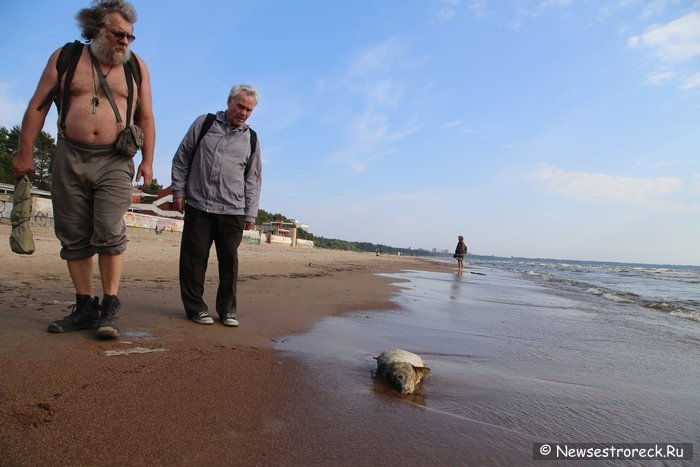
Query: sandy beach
0,223,449,466
4,224,697,466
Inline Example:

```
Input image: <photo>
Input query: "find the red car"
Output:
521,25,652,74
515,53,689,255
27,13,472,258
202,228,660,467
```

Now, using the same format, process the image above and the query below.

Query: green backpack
37,41,142,131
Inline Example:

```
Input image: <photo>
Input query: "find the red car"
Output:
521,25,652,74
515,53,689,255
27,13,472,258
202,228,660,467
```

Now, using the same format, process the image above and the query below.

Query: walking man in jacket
171,84,261,326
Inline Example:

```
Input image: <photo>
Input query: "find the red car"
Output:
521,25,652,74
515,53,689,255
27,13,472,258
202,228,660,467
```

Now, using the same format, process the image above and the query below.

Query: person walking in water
454,235,467,273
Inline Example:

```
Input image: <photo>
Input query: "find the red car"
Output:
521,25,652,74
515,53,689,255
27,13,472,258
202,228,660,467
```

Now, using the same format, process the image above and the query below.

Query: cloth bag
9,175,36,254
115,124,144,158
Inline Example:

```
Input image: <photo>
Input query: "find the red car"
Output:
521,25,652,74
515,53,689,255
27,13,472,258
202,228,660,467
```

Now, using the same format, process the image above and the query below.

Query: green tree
256,208,292,225
0,126,12,184
0,125,56,190
33,130,55,191
139,178,163,195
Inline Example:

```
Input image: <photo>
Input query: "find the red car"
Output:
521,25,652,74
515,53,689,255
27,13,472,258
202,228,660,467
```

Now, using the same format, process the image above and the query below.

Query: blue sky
2,1,699,265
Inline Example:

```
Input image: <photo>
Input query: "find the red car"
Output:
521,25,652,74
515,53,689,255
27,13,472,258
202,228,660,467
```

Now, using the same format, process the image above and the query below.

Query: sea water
276,261,700,465
470,257,700,322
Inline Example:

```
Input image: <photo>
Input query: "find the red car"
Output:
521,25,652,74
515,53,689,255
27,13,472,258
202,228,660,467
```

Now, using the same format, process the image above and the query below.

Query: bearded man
12,0,155,339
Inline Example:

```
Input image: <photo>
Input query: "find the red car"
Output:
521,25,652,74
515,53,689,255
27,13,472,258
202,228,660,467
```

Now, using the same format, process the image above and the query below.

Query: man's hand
135,161,153,187
173,197,186,213
244,221,256,230
11,155,35,179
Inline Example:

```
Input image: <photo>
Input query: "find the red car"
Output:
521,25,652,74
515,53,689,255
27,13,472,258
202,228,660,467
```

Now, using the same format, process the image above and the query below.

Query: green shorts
51,138,134,260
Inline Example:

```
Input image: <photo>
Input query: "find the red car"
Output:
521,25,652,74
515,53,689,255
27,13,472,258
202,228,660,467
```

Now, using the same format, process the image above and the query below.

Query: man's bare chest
64,55,131,102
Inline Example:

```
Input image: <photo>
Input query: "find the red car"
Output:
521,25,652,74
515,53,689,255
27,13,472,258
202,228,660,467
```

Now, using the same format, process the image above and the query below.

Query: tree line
0,125,54,190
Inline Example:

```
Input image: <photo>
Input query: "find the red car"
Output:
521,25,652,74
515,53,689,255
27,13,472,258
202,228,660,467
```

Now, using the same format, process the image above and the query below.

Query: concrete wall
0,194,55,228
265,232,314,248
269,234,292,246
1,194,303,249
124,211,184,233
0,194,11,221
296,239,314,249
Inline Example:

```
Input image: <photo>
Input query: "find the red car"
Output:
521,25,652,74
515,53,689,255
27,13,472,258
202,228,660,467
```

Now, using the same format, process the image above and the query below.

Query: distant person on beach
11,0,155,338
171,84,262,327
454,236,468,272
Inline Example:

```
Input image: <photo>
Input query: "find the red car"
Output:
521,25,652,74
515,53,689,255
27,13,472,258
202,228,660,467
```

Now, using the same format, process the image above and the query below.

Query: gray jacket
171,111,262,222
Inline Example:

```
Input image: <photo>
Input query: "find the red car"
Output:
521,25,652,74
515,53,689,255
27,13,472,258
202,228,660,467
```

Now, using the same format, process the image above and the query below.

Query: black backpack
37,41,142,131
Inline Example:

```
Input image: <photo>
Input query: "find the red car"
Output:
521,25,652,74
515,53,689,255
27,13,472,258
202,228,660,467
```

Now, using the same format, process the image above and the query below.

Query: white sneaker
220,313,239,327
190,311,214,325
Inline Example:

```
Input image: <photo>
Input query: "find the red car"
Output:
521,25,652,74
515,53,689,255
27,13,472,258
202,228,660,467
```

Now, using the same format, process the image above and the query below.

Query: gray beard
91,31,130,66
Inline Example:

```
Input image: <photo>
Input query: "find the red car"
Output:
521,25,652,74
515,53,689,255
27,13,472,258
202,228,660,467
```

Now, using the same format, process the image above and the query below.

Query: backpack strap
245,128,257,177
187,113,217,172
195,113,217,148
123,60,134,127
249,128,257,155
58,43,85,134
88,45,125,128
37,41,83,114
126,54,141,123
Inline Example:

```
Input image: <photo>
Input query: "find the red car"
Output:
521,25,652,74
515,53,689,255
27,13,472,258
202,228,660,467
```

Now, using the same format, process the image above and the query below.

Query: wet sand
0,223,452,466
278,269,699,466
4,225,698,466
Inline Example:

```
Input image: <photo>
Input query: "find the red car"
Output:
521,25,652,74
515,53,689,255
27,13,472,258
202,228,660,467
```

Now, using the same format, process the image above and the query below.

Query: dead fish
374,348,430,395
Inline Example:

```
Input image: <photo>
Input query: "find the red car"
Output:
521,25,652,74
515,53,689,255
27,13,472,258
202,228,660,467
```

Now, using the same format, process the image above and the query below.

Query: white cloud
655,159,695,167
443,120,462,128
326,37,423,173
328,109,419,173
639,0,685,21
466,0,488,17
646,70,676,85
628,12,700,62
531,164,682,203
515,0,572,20
348,37,405,77
680,71,700,89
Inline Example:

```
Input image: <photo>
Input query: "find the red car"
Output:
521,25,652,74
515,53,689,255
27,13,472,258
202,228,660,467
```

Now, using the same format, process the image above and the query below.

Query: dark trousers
179,205,245,318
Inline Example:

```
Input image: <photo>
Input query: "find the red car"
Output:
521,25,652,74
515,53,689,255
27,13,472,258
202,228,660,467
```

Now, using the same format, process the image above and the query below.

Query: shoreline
0,223,452,465
1,223,446,348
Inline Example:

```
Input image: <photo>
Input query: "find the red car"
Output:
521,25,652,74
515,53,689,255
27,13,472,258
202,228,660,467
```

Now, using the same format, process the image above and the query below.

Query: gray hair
76,0,137,41
228,84,259,104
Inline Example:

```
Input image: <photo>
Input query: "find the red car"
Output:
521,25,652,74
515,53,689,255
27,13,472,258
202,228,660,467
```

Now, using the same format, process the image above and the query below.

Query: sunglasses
104,26,136,43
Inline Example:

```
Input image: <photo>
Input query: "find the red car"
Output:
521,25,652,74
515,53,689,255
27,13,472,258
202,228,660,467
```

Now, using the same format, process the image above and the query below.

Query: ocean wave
670,308,700,322
601,292,637,303
517,268,698,323
474,258,699,324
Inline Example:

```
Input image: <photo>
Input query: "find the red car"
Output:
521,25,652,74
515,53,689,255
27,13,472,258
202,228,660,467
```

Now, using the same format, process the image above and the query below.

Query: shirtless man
11,0,155,339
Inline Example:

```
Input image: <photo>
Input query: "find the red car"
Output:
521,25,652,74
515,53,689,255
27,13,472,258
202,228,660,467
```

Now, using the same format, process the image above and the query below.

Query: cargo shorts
51,138,135,260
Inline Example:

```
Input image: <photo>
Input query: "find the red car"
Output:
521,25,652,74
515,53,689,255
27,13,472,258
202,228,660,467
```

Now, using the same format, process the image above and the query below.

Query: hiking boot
189,311,214,325
219,312,239,327
97,295,121,338
48,295,100,333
